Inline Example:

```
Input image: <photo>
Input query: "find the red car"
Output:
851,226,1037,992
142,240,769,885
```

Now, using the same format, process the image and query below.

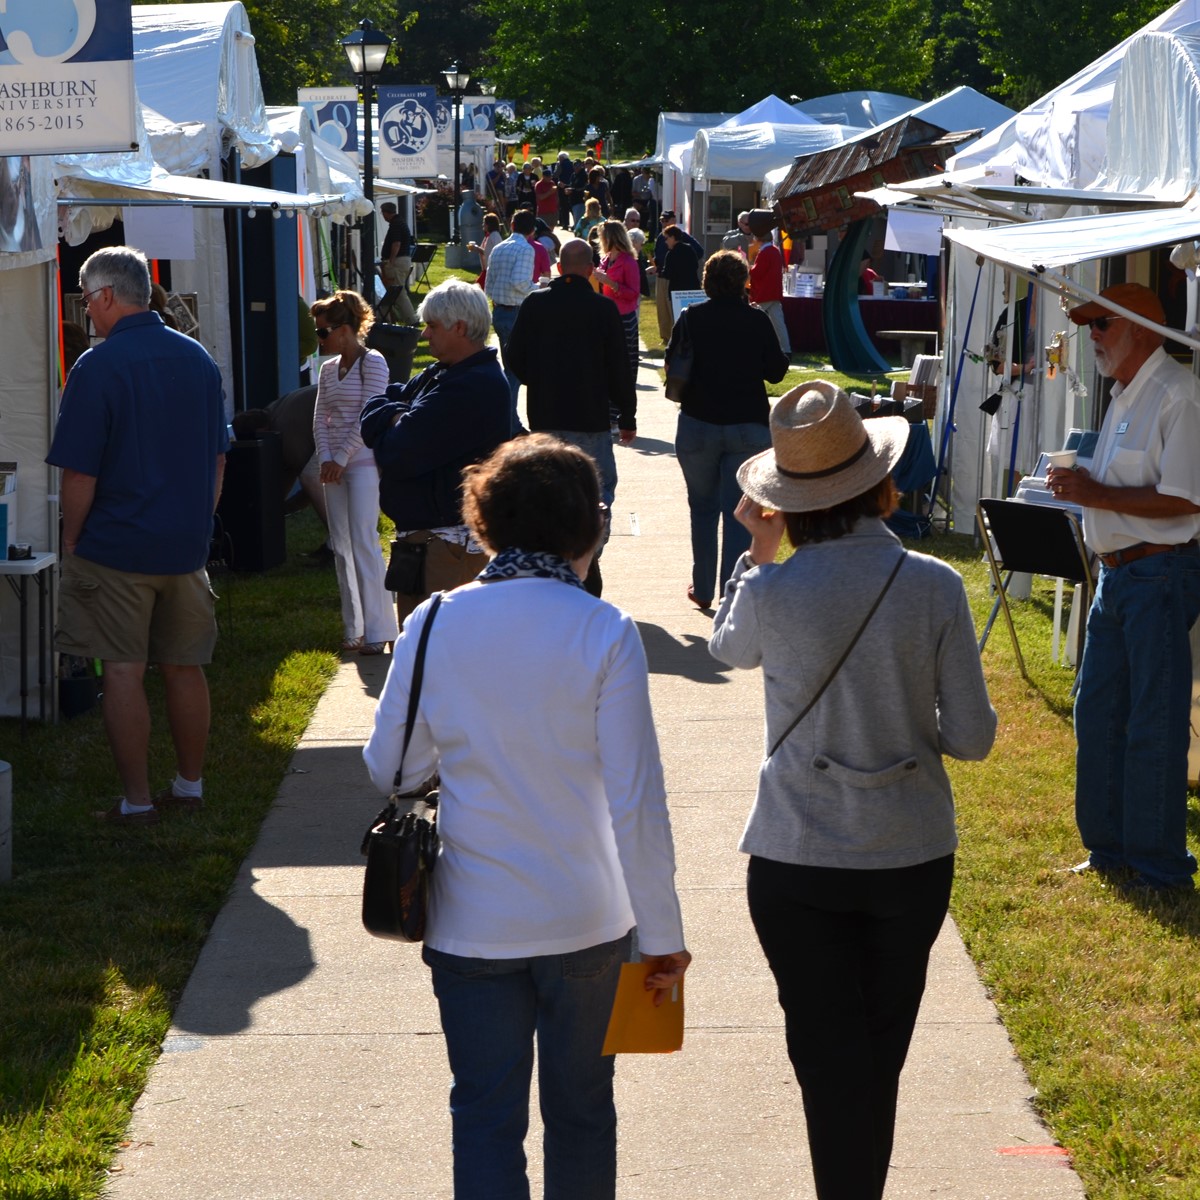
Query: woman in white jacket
709,381,996,1200
365,435,690,1200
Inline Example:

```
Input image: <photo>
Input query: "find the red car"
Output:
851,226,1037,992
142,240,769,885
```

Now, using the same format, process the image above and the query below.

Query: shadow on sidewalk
638,622,733,684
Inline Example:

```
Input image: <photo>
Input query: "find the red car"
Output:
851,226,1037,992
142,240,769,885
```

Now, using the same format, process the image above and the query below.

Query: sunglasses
315,323,345,340
1087,315,1126,332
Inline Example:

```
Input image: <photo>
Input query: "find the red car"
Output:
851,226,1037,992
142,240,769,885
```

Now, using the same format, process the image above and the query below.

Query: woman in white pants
311,291,399,654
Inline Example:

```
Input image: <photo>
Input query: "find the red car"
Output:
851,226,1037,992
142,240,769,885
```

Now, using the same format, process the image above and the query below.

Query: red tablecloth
782,297,939,358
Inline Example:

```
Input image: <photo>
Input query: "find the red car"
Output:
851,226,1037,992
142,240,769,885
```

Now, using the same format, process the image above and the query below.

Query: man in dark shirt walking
504,238,635,594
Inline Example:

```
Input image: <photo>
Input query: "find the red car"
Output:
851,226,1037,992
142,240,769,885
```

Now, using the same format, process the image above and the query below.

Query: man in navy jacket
361,279,511,622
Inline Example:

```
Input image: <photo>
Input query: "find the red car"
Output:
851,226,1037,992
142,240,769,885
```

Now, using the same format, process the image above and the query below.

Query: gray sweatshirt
709,519,997,870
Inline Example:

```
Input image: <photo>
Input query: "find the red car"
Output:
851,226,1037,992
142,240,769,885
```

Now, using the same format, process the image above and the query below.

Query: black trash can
216,433,286,572
366,323,421,384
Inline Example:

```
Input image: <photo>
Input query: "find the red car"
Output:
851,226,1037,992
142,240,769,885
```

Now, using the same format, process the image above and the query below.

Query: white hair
417,278,492,344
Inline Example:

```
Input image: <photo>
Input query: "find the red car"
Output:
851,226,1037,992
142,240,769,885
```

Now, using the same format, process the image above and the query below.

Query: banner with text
434,96,495,149
298,86,358,155
375,85,436,179
0,0,137,156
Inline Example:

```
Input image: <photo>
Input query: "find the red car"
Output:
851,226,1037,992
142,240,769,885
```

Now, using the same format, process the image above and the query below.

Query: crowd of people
62,172,1200,1200
45,204,1200,1200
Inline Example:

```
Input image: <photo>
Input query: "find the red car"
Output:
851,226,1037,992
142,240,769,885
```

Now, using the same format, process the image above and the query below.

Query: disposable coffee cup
1045,450,1077,470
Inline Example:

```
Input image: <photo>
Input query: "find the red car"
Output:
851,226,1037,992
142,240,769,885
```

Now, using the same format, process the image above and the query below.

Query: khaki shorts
393,532,488,624
56,553,218,665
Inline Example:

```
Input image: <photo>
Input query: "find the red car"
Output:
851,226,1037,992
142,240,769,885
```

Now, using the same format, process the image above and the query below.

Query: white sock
173,773,203,798
120,798,154,815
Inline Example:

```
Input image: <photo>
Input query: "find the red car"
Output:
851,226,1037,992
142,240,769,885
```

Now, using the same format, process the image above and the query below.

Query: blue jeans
423,932,632,1200
1074,544,1200,887
542,428,616,553
675,412,771,602
491,303,524,434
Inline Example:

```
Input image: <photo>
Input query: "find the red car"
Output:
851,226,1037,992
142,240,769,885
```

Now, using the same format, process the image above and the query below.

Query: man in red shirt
749,232,790,355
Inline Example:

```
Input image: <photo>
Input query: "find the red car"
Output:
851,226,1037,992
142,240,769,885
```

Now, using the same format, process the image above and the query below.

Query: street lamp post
341,18,392,292
442,63,470,244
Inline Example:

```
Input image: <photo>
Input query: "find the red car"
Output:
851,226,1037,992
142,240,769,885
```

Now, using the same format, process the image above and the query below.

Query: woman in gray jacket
709,381,996,1200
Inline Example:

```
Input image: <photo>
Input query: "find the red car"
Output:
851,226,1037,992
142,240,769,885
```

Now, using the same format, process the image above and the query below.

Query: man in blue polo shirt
48,246,228,825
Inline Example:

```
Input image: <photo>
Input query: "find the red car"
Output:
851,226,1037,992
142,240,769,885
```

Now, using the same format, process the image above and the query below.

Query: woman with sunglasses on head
310,290,398,655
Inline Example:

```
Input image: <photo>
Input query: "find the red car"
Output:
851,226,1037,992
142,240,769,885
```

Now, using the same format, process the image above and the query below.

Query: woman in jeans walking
364,436,691,1200
665,250,789,608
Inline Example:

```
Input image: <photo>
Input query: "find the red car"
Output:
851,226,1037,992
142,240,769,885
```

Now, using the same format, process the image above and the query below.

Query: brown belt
1098,539,1198,569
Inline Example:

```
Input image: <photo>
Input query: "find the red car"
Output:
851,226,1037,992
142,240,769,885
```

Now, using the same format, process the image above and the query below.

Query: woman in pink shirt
595,220,642,384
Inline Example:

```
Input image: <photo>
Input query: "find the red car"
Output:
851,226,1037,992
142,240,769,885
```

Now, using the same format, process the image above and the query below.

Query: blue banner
0,0,137,155
376,84,437,178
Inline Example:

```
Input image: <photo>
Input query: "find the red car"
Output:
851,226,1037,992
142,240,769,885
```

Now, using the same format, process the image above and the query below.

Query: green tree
966,0,1173,107
391,0,493,88
925,0,1002,97
481,0,932,154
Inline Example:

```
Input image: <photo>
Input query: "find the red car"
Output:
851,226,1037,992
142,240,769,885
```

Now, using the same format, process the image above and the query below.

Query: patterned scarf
477,546,585,589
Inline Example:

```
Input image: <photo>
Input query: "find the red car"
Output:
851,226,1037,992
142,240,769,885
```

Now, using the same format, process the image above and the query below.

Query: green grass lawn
3,253,1199,1198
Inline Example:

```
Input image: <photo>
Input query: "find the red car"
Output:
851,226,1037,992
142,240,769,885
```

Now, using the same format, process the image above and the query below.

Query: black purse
360,592,443,941
664,310,693,403
385,536,431,594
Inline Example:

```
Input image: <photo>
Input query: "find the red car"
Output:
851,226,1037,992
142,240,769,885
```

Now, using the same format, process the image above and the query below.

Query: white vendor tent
794,90,920,127
949,0,1200,189
898,2,1200,531
691,122,852,188
716,94,815,128
0,2,367,717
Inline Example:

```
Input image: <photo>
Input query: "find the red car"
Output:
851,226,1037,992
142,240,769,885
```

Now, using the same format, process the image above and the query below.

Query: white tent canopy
1095,30,1200,195
949,0,1200,187
900,86,1015,141
717,94,815,128
691,123,855,187
653,111,733,162
944,206,1200,275
794,90,920,127
132,1,275,173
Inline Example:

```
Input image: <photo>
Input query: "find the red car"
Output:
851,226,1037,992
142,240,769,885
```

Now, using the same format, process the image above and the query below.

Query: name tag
1116,421,1129,435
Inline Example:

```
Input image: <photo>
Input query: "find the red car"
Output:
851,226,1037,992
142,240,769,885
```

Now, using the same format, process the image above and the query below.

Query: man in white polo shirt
1049,282,1200,891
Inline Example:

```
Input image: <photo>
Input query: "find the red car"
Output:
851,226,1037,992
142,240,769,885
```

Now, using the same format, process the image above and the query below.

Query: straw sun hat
737,381,909,513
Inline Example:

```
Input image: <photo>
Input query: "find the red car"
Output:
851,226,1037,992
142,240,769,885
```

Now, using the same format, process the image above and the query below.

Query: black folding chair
408,244,438,295
977,497,1094,681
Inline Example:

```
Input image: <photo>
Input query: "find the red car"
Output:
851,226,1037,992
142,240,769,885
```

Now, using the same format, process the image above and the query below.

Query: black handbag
360,592,443,941
664,310,693,403
385,536,431,594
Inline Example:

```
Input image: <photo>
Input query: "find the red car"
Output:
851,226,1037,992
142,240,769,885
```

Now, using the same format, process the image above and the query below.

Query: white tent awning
58,171,345,212
942,205,1200,272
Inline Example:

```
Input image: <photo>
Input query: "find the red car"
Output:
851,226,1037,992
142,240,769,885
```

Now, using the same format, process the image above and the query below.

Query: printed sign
434,95,495,148
298,86,358,154
0,0,137,155
376,84,436,179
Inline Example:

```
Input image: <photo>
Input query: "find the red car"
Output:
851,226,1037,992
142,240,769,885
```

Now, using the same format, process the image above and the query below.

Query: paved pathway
105,348,1086,1199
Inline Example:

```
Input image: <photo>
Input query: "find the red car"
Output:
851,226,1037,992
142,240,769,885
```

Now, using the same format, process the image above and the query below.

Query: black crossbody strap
768,552,906,759
393,591,443,789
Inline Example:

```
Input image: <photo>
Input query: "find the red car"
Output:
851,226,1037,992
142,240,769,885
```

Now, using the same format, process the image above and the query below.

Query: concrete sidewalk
105,351,1085,1199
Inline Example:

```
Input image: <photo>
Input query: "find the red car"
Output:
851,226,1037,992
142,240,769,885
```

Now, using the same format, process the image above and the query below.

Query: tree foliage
136,0,1186,162
965,0,1173,108
392,0,493,90
480,0,933,154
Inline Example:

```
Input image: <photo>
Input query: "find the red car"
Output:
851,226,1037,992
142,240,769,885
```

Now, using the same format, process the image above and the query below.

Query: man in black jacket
504,238,635,595
361,279,511,622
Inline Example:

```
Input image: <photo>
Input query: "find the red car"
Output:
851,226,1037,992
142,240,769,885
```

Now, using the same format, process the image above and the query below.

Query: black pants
746,853,954,1200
